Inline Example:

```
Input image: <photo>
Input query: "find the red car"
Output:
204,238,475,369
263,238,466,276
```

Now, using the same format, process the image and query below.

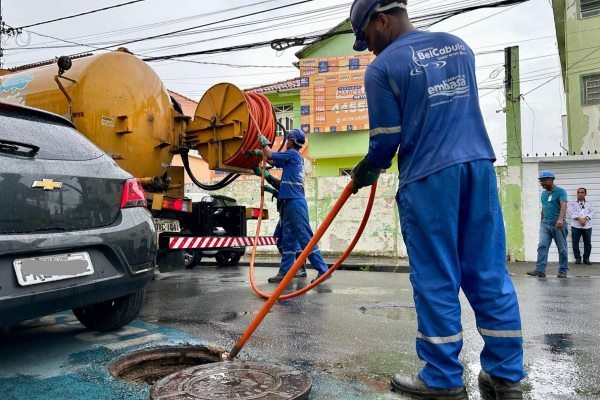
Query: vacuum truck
0,49,275,270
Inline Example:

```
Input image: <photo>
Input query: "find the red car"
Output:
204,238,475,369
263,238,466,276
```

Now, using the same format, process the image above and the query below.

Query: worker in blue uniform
349,0,525,399
252,165,307,278
247,129,329,284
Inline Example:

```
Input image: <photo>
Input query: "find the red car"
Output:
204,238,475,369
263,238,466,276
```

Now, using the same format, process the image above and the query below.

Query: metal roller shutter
539,161,600,263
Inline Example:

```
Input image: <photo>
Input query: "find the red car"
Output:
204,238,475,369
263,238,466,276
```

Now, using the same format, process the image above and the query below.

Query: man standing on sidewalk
568,187,594,265
528,170,569,278
348,0,524,398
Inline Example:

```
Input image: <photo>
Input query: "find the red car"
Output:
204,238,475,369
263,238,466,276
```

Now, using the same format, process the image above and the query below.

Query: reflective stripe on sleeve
370,126,401,137
417,331,463,344
478,327,522,338
281,181,304,186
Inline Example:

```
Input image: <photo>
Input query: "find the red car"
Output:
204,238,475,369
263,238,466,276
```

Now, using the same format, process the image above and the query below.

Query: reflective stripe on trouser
398,160,524,389
279,198,328,275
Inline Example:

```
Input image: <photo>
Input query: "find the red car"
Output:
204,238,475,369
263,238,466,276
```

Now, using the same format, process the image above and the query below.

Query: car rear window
0,112,103,161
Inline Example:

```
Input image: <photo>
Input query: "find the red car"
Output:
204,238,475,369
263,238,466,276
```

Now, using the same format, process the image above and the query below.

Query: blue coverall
363,30,525,388
271,149,328,276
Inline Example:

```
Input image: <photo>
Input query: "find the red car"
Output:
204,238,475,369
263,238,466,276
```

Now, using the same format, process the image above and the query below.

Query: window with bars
580,0,600,18
273,105,294,136
583,74,600,106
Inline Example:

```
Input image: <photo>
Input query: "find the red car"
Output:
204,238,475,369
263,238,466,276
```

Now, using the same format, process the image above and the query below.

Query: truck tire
72,289,146,332
184,250,202,269
216,251,242,267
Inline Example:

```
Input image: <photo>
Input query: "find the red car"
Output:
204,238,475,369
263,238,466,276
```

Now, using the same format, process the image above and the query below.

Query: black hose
180,148,240,191
275,121,288,151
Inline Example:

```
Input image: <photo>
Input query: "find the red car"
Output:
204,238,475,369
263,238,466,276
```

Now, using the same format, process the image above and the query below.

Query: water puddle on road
331,287,399,296
526,333,600,399
359,302,416,320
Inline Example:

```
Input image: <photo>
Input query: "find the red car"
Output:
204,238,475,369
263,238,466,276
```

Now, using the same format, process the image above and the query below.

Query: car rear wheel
184,250,202,269
215,251,242,267
72,289,145,332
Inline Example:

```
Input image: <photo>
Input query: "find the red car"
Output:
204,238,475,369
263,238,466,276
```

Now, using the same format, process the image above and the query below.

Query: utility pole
499,45,525,262
505,46,522,166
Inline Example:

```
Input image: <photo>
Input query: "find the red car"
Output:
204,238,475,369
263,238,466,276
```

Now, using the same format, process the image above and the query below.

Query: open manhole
109,345,225,385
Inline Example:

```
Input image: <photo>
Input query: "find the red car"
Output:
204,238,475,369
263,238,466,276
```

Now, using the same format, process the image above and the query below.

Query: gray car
0,102,156,331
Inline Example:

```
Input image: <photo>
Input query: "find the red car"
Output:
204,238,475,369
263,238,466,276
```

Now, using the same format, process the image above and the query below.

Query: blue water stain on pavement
0,312,408,399
0,312,212,400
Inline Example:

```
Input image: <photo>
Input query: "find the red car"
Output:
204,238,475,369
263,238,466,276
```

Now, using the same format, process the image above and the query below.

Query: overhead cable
14,0,147,30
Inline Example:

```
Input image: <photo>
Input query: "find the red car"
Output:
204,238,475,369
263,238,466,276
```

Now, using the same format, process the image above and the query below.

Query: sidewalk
240,254,600,276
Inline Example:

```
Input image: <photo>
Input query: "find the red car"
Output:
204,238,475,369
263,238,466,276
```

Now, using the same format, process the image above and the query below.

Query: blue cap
539,170,555,179
286,128,305,145
350,0,380,51
350,0,407,51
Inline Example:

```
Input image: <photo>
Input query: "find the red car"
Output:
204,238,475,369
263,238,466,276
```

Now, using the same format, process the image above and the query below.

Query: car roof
0,101,75,128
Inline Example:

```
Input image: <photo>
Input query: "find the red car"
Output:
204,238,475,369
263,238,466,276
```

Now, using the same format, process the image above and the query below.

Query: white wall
522,155,600,262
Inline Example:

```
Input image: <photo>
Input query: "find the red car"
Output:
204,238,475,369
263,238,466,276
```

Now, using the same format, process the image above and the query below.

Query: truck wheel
72,289,145,332
216,251,242,267
184,250,201,269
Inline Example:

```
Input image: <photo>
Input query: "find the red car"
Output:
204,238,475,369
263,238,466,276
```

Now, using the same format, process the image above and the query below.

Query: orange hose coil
224,92,276,169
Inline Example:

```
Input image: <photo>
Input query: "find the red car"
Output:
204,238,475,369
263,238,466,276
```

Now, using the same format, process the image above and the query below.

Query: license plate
13,252,94,287
154,218,180,234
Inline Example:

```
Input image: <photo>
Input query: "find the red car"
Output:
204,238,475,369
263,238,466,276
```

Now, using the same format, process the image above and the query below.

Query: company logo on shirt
410,43,467,76
427,75,469,100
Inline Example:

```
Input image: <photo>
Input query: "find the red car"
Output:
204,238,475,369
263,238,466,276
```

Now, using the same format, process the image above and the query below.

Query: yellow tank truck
0,49,272,270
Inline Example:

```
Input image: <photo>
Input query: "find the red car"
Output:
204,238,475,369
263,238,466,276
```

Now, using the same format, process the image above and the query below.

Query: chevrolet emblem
32,179,63,191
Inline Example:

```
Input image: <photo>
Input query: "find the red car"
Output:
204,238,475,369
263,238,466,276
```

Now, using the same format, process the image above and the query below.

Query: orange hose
249,179,376,300
228,152,377,359
224,92,275,169
226,101,377,360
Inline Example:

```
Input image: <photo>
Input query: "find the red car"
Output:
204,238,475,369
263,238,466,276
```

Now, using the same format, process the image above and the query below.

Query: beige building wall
186,174,407,257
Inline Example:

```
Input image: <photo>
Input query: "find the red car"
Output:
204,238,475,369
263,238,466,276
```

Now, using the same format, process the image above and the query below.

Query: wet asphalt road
140,264,600,400
1,263,599,399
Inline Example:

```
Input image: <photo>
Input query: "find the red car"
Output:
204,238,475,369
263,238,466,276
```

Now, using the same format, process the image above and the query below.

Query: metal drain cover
150,360,311,400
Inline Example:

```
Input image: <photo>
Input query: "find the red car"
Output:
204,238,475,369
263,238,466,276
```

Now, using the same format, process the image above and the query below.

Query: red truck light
246,207,268,220
120,179,147,208
162,197,191,212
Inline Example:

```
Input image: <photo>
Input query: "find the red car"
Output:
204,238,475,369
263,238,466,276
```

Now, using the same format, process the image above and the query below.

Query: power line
449,3,519,32
522,45,600,97
14,0,147,30
87,0,315,54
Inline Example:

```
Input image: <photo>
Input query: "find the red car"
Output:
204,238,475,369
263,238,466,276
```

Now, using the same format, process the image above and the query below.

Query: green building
553,0,600,152
248,21,397,177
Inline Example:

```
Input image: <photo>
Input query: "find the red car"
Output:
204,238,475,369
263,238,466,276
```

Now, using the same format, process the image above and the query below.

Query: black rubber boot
478,370,523,400
295,265,307,278
267,274,284,283
390,374,468,399
295,253,307,277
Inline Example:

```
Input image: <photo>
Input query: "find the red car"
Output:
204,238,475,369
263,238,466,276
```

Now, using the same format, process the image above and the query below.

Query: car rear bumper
0,208,156,327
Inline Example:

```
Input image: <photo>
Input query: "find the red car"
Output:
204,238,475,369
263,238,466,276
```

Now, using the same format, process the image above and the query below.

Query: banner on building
299,54,375,134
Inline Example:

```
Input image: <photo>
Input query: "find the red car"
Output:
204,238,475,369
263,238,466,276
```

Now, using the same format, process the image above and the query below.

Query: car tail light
246,207,268,220
161,197,191,212
120,179,147,208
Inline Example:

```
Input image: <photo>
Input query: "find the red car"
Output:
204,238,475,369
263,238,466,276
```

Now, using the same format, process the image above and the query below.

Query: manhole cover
150,360,311,400
110,345,225,385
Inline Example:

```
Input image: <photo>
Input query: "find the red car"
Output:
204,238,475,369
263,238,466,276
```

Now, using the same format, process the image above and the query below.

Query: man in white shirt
568,187,595,264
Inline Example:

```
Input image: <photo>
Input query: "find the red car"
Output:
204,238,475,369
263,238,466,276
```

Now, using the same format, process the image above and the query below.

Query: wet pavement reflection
140,265,600,399
1,264,599,399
